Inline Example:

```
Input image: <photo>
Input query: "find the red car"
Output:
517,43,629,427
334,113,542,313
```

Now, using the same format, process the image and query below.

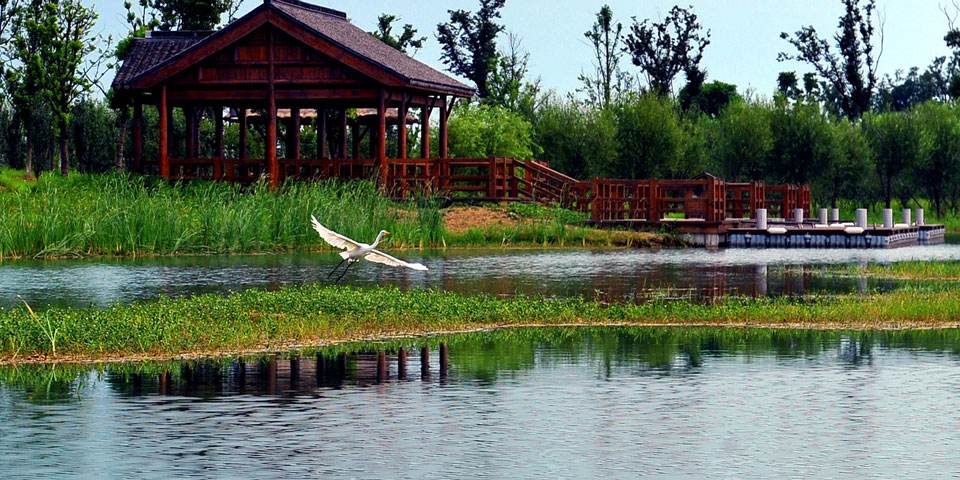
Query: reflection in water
4,328,960,477
5,245,960,308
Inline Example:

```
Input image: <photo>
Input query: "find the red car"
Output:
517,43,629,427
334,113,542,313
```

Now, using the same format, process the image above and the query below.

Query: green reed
2,283,960,362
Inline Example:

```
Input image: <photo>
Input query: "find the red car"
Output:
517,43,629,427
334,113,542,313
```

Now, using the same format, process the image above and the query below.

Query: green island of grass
4,282,960,365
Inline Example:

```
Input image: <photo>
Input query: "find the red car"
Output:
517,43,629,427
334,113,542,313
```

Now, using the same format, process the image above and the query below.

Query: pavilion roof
112,0,474,97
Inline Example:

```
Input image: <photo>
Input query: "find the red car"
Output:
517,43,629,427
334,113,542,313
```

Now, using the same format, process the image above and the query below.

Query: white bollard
916,208,925,226
830,208,840,223
855,209,868,228
882,208,894,229
756,209,768,230
818,208,829,225
902,208,911,226
794,208,804,224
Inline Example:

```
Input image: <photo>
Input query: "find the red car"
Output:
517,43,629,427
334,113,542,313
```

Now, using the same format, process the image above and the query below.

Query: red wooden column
421,105,432,187
398,97,408,160
339,109,348,161
267,30,279,188
317,108,328,159
159,86,169,178
132,99,143,173
289,107,301,169
438,95,449,190
376,90,388,188
214,106,224,180
237,106,248,181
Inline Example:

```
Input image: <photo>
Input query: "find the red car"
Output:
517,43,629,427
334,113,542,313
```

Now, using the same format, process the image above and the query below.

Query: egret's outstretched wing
364,249,428,271
310,216,360,251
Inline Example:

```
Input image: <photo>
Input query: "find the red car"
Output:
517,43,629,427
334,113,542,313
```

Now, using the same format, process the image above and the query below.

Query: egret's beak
384,231,392,237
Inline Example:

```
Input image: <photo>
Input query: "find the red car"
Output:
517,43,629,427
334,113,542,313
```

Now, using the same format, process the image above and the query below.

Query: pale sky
94,0,954,96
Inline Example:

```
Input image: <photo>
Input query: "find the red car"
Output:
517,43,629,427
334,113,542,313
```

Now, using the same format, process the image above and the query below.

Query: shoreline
5,320,960,367
4,284,960,366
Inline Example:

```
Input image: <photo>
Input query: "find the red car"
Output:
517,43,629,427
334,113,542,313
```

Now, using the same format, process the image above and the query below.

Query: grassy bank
3,283,960,364
0,171,669,260
834,260,960,281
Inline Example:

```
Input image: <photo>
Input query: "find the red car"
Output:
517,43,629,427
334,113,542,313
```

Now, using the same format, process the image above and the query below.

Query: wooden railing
155,156,811,225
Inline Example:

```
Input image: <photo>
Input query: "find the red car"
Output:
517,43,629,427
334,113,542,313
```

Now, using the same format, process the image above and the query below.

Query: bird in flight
311,215,428,281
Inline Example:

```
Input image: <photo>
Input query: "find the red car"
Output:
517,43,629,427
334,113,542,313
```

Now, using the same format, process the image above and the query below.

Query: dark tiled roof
112,36,203,89
113,0,474,97
272,0,473,95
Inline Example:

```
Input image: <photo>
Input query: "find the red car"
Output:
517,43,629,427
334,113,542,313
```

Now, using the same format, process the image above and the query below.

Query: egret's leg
336,260,355,282
327,258,347,278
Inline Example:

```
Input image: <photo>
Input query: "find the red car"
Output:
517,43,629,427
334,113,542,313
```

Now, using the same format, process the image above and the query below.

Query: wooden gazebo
112,0,474,190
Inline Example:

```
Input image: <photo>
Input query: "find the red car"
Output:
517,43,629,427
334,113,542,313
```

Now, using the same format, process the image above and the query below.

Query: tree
487,32,540,116
679,79,739,116
767,101,838,185
447,103,537,159
863,111,923,208
38,0,112,175
713,100,773,181
5,0,46,175
913,102,960,215
436,0,506,98
613,94,684,178
579,5,632,108
779,0,881,119
152,0,240,31
874,59,949,112
371,14,426,55
624,5,710,96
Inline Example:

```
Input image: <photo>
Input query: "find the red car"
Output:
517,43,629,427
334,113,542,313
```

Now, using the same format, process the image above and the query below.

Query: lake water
3,328,960,478
4,245,960,309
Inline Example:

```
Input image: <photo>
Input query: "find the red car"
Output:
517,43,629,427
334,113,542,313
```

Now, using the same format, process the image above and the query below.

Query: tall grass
0,173,443,259
3,283,960,362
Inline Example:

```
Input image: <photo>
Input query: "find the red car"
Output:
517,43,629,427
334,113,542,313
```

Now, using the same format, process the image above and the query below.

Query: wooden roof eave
121,4,471,99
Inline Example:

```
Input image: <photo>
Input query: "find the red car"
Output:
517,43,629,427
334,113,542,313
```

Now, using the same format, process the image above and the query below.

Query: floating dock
593,208,946,249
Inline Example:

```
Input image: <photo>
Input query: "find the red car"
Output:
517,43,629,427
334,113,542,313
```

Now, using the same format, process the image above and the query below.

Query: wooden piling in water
376,351,387,383
398,347,407,380
439,343,449,378
420,346,430,379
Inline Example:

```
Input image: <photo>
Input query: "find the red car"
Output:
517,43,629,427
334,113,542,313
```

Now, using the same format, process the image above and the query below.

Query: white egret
311,215,428,281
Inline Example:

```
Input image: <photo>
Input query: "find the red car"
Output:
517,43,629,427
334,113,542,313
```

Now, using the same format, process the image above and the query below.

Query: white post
831,208,840,223
916,208,925,226
855,209,868,228
756,209,768,230
818,208,828,225
794,208,804,224
902,208,911,226
882,208,894,229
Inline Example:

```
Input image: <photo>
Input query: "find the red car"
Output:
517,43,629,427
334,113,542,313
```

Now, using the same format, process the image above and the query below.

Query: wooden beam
214,105,224,179
267,29,279,188
339,109,348,160
398,96,408,160
439,95,449,159
289,107,301,161
420,106,431,159
317,108,328,159
132,100,144,173
159,86,169,178
239,105,248,161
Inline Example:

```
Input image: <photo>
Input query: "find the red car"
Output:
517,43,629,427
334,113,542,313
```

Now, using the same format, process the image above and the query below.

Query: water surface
5,245,960,308
3,328,960,478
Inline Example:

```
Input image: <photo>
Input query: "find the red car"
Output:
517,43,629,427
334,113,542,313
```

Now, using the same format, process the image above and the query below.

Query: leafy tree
436,0,506,98
767,101,838,185
624,5,710,96
579,5,632,108
152,0,240,31
713,100,773,181
679,79,739,116
38,0,112,175
779,0,880,119
71,98,118,172
447,103,536,159
532,98,588,178
817,119,873,208
875,59,950,112
913,102,960,215
863,110,924,208
613,94,684,178
371,14,426,54
487,32,540,116
5,0,47,175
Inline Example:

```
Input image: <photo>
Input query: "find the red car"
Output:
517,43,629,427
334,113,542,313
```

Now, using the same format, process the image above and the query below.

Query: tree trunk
24,136,33,178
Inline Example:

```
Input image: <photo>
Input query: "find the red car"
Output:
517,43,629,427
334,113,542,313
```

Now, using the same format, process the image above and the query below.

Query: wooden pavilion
112,0,474,190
